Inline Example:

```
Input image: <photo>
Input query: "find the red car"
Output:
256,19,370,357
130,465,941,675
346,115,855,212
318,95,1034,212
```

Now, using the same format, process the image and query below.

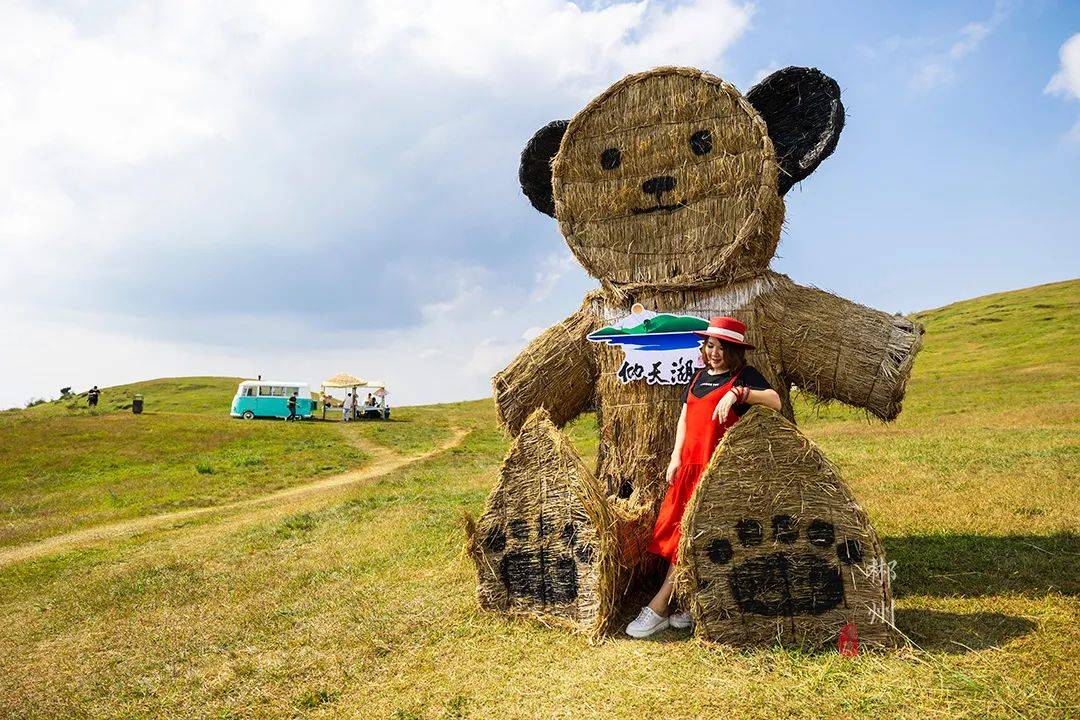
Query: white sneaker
625,606,669,638
669,610,693,629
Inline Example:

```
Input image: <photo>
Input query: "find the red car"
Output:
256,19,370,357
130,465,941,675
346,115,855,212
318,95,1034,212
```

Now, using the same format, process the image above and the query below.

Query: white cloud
467,338,521,378
0,0,753,284
353,0,752,91
948,21,992,60
529,250,580,303
1047,33,1080,99
1047,33,1080,141
911,61,954,92
750,61,779,86
909,0,1012,93
0,5,232,167
2,271,584,409
0,0,754,409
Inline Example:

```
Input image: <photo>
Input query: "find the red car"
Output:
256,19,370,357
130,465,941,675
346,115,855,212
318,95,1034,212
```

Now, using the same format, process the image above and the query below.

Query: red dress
647,369,743,561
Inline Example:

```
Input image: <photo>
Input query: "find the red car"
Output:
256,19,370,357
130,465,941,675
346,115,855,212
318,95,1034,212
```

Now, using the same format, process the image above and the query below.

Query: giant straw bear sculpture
466,66,923,646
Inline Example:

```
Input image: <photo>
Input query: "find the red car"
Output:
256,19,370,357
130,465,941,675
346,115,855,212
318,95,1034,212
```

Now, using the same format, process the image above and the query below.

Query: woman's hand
665,456,681,484
713,389,739,423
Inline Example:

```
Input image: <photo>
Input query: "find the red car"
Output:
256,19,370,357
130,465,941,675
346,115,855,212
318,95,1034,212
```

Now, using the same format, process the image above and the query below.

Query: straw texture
466,408,624,639
493,304,601,436
478,273,921,637
472,65,922,643
674,407,895,647
760,278,923,421
551,67,783,294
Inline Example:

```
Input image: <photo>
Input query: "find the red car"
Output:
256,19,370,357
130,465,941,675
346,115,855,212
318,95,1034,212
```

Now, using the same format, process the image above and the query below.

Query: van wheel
242,411,255,420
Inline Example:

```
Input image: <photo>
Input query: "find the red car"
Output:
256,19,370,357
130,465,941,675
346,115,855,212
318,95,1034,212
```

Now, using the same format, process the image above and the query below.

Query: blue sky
1,0,1078,409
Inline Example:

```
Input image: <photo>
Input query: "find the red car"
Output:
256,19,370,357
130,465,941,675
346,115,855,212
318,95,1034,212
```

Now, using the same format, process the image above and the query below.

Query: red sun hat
693,316,755,349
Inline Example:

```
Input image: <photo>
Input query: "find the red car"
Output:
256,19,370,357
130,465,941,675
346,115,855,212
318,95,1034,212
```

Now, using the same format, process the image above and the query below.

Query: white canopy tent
319,373,390,419
321,373,366,389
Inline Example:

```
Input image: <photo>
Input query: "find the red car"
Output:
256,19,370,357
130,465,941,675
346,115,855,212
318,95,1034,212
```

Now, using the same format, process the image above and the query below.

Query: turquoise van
231,381,313,420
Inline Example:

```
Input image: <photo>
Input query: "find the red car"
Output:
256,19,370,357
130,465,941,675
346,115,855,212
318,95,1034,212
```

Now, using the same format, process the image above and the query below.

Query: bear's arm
764,281,924,421
493,302,600,436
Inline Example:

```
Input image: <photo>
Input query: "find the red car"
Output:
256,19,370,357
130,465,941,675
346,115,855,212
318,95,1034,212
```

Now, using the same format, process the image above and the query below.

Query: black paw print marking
706,516,863,617
481,515,592,605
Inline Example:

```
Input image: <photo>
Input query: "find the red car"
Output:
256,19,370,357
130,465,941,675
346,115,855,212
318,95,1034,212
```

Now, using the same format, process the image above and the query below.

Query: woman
626,316,782,638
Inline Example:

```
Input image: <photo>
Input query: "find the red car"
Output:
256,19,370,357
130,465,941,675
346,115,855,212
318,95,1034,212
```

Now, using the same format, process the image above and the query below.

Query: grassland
0,279,1077,719
0,377,456,547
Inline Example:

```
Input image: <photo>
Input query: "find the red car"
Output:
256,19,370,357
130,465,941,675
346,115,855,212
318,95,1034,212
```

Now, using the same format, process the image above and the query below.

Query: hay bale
476,65,923,642
675,407,895,648
592,334,685,510
551,67,784,294
466,408,624,639
479,271,921,640
586,274,790,515
760,277,924,421
493,304,600,437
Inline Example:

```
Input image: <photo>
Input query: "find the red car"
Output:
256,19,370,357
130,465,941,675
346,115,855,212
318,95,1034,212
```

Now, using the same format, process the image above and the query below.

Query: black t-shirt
680,366,772,417
288,396,297,408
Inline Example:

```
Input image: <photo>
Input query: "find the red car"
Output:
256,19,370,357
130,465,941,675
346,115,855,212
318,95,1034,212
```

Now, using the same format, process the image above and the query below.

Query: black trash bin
132,394,144,414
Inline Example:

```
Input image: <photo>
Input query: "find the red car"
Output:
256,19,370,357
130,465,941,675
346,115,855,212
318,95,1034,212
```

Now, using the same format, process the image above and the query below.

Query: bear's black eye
689,130,712,156
600,147,621,170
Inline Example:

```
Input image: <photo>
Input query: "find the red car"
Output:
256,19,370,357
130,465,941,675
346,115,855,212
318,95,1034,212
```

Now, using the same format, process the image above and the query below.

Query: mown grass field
0,279,1077,719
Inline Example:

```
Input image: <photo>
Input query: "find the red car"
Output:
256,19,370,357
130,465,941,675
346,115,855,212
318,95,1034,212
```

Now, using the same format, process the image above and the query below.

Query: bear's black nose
641,176,676,197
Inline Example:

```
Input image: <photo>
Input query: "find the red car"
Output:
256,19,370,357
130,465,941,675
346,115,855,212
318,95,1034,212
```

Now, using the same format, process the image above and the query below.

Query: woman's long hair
700,337,747,373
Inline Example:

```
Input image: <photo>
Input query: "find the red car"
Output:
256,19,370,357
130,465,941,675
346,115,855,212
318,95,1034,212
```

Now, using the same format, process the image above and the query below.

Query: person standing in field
350,391,359,420
625,317,782,639
342,393,352,422
287,391,298,421
87,385,100,408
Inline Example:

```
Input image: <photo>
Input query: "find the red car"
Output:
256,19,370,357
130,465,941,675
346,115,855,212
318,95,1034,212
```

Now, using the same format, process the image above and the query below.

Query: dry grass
676,408,895,648
0,280,1077,718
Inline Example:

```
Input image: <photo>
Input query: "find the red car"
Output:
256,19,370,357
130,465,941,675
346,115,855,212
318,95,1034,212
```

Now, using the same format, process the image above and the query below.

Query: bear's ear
519,120,569,217
746,67,845,196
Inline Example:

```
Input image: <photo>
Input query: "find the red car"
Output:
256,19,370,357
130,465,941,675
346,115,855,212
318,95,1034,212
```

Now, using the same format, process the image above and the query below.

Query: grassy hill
787,278,1078,536
0,279,1077,719
23,376,245,416
0,377,469,547
798,278,1078,421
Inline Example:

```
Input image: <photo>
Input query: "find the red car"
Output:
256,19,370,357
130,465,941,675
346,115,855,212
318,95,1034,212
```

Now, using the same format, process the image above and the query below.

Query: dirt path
0,428,468,568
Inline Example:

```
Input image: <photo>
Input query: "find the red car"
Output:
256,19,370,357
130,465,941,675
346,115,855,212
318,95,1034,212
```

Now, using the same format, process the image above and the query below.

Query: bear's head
520,66,844,291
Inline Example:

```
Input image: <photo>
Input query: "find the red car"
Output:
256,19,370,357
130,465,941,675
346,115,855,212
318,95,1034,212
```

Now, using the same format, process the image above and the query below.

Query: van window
287,387,299,396
243,386,256,397
259,386,272,396
271,386,285,396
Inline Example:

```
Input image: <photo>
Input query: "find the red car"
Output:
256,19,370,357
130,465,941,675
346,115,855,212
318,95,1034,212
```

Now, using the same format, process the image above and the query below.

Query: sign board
587,303,707,385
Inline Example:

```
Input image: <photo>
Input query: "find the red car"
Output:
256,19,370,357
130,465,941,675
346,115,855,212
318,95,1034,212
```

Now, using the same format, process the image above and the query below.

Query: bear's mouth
633,200,688,215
